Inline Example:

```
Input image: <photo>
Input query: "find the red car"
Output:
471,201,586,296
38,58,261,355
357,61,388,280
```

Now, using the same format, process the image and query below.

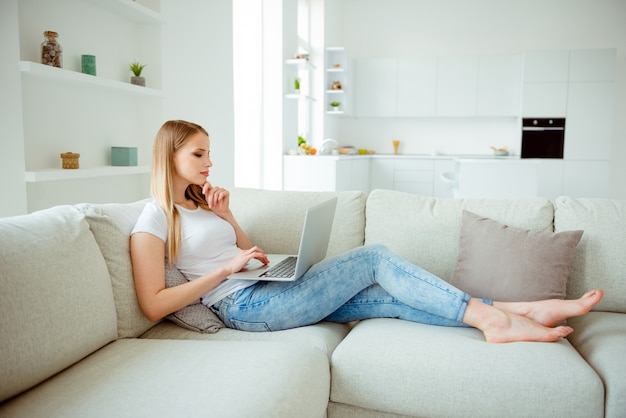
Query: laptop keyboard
260,256,297,278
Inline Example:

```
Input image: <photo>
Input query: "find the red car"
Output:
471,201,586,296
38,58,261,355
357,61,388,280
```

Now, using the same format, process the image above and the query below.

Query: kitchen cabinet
355,53,521,118
354,58,397,117
522,50,569,117
371,157,455,197
477,54,522,116
16,0,162,212
283,156,370,193
565,49,615,161
562,160,610,198
396,57,437,117
436,55,479,117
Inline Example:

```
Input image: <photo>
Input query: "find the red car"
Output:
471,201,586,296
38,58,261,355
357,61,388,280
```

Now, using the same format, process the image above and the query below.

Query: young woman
130,120,603,343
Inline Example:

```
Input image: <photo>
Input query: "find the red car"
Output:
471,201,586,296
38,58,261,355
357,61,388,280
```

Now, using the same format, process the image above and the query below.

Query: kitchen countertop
284,153,521,160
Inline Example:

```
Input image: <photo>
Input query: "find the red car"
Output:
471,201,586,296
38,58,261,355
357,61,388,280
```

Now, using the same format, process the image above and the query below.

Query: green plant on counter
330,101,341,108
129,61,146,77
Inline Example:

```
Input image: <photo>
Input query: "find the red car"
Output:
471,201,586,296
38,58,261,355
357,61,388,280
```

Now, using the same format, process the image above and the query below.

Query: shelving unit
325,47,348,115
25,165,151,182
19,61,163,98
15,0,163,211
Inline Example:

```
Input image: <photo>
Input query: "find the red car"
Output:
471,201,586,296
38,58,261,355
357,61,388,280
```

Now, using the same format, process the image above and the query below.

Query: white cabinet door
354,58,397,117
523,50,570,82
522,50,569,117
370,158,394,190
569,49,616,82
436,55,478,116
522,83,568,117
393,159,435,196
283,156,337,191
396,57,437,117
535,160,564,201
562,160,610,198
565,82,614,160
477,54,523,116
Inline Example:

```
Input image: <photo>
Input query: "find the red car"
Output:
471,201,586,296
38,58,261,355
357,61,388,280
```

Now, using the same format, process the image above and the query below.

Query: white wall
330,0,626,198
0,0,28,217
161,0,235,189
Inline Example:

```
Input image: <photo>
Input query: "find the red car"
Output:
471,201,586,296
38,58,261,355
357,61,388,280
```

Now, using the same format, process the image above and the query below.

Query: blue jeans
211,244,489,332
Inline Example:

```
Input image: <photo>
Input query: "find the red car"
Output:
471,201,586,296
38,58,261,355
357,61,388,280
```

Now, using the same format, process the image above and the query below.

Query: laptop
229,197,337,281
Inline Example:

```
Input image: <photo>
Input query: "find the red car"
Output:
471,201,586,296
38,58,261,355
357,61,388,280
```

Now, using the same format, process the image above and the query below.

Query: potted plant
294,77,301,93
330,101,341,111
129,61,147,86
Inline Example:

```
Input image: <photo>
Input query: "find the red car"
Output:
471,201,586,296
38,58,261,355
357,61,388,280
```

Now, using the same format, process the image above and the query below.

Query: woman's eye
194,153,203,157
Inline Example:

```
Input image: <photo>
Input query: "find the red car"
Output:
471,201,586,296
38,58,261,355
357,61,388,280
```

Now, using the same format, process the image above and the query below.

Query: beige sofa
1,188,624,418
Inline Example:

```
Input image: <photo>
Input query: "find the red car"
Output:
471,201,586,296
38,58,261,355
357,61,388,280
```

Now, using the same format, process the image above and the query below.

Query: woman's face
172,131,212,187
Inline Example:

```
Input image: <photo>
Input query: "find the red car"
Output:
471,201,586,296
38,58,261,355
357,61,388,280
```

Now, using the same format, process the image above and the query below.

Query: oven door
521,118,565,159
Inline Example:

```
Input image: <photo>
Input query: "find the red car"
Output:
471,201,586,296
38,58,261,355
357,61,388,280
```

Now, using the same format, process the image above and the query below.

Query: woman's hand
202,181,231,218
226,246,270,275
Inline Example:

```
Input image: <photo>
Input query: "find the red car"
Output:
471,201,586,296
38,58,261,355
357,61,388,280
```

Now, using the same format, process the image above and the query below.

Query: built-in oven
521,118,565,159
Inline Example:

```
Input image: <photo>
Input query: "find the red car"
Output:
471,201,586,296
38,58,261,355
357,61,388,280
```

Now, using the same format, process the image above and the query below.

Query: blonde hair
151,120,210,264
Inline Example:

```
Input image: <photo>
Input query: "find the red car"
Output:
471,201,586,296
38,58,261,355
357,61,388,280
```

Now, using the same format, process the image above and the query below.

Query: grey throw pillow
450,210,583,302
165,263,225,333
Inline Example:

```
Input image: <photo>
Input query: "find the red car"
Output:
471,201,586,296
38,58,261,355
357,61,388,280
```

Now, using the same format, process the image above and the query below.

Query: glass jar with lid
41,31,63,68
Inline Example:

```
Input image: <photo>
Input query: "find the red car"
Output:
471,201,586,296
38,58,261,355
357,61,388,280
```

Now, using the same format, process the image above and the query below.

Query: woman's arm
130,231,268,322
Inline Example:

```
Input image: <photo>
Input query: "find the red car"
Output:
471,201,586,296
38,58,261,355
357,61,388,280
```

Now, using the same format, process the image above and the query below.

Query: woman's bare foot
463,299,574,343
494,289,603,327
483,311,574,343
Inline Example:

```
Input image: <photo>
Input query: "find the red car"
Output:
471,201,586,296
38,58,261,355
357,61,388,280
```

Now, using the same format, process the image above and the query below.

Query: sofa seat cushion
365,190,554,281
554,196,626,312
568,312,626,418
0,206,117,403
0,339,330,418
140,320,351,359
330,318,603,418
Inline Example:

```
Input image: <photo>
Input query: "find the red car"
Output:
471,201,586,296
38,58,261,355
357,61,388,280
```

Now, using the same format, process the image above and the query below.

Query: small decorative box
111,147,138,166
60,152,80,169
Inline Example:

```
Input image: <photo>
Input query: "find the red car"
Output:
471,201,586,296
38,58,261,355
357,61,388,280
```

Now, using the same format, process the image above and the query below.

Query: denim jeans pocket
229,318,271,332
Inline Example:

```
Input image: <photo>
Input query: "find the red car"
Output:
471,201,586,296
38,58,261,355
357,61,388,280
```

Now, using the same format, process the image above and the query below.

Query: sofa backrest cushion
555,196,626,313
0,206,117,402
229,188,366,257
365,190,555,281
76,200,157,338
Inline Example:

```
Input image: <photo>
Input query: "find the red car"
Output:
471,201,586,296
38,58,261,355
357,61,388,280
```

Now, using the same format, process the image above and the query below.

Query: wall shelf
84,0,163,23
19,61,163,97
25,165,151,183
285,93,315,102
285,58,316,70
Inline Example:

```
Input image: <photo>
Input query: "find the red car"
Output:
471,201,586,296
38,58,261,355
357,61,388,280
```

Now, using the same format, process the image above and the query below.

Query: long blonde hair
151,120,210,264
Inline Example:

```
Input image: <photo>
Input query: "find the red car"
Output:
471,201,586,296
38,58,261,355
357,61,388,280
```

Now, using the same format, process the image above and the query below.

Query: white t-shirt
131,201,256,307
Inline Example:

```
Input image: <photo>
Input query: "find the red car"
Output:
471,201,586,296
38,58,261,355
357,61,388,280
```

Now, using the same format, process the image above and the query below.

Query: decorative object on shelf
294,77,300,93
330,101,341,111
294,53,309,60
81,54,96,76
129,61,146,86
111,147,138,166
392,139,400,155
333,63,341,68
41,31,62,68
490,146,510,156
331,80,342,90
60,152,79,169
